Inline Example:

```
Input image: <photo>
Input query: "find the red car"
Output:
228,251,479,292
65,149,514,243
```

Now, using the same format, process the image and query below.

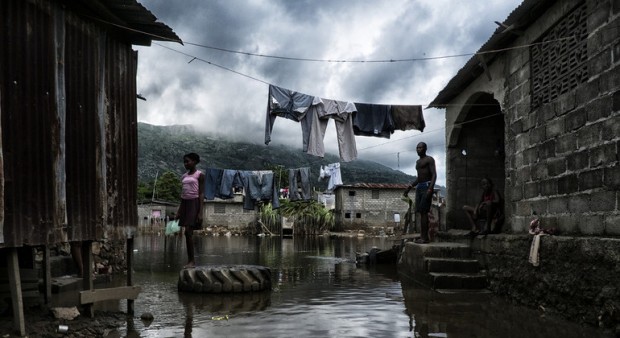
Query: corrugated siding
0,0,140,247
103,39,138,238
0,0,57,246
64,13,103,241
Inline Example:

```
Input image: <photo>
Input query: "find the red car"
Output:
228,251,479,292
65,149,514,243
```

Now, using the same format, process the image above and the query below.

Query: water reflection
117,234,611,337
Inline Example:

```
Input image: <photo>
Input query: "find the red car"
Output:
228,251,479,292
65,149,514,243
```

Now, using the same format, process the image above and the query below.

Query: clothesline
266,84,426,162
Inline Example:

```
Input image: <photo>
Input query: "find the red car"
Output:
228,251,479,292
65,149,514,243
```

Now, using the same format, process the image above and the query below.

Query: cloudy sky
135,0,522,186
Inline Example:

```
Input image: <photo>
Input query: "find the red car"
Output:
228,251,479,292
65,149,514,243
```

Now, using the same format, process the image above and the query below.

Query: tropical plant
259,202,281,234
279,199,335,235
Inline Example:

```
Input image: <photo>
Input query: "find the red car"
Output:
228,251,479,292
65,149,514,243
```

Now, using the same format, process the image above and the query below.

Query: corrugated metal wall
103,38,138,239
0,0,57,246
0,0,138,247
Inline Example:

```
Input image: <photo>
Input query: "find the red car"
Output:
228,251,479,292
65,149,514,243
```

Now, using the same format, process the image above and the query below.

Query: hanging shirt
306,98,358,162
352,103,394,138
265,85,316,145
390,105,425,132
320,163,343,191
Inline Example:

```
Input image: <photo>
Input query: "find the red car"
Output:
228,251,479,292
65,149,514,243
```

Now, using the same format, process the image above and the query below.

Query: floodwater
103,234,609,338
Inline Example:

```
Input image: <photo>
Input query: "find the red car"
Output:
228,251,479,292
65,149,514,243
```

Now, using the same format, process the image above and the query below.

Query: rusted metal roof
65,0,182,45
429,0,555,107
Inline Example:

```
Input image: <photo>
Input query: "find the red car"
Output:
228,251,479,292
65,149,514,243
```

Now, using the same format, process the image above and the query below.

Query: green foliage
259,202,281,233
137,181,153,202
257,199,335,236
279,199,335,235
154,170,181,202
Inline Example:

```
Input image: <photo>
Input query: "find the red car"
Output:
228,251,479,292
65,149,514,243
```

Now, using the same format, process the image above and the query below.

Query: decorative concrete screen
530,2,588,108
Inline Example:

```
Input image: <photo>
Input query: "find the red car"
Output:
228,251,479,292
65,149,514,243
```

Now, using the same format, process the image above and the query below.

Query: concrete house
430,0,619,235
333,183,411,231
428,0,619,328
204,195,259,231
0,0,179,334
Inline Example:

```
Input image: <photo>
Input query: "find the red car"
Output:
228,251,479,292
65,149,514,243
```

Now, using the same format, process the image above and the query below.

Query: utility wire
184,37,575,63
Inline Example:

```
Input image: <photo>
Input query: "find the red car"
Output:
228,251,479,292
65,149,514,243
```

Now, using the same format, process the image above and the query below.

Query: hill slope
137,123,417,189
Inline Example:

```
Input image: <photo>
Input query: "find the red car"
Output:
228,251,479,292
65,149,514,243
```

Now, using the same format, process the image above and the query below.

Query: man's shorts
415,184,432,213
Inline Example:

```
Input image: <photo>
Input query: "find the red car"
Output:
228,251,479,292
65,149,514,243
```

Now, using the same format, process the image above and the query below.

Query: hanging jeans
289,168,312,201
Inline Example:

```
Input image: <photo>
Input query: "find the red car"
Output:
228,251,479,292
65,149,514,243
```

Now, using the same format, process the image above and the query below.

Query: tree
154,171,181,202
137,181,153,202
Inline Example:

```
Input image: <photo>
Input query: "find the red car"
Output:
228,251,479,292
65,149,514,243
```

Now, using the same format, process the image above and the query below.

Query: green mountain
137,122,417,189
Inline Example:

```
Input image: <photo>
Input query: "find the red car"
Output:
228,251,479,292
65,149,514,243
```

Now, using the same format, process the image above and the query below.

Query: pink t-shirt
181,170,202,199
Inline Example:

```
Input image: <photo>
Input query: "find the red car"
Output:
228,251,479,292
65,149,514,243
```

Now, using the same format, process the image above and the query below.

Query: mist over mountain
138,123,428,190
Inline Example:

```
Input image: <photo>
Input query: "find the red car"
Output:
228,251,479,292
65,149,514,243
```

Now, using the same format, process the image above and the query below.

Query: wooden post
81,241,94,318
127,236,134,314
42,246,52,304
7,248,25,336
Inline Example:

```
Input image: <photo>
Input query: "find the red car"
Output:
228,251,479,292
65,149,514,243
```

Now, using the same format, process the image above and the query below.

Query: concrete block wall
204,197,258,229
504,0,620,235
436,232,620,330
337,188,410,228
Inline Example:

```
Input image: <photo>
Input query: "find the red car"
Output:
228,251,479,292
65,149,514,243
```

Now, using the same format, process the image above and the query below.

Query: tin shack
0,0,180,334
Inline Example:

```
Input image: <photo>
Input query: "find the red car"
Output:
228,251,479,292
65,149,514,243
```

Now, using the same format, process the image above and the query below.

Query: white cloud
136,0,523,186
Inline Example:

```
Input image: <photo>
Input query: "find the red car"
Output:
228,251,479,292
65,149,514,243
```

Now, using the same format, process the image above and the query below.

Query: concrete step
51,276,82,293
404,241,472,259
429,272,487,290
425,257,481,273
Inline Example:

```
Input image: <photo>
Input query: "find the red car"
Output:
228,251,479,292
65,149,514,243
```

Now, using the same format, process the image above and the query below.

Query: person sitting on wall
463,177,504,237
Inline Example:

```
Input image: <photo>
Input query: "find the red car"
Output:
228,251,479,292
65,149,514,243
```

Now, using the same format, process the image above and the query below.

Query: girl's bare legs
184,228,195,268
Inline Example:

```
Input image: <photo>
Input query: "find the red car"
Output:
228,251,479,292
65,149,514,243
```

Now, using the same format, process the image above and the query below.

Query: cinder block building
426,0,620,329
204,195,258,230
430,0,619,235
333,183,411,230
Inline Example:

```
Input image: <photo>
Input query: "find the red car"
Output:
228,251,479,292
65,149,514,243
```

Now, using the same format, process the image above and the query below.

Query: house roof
428,0,555,108
70,0,182,45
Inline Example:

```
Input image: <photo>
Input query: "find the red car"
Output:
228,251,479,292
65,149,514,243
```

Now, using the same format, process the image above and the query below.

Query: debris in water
211,315,229,321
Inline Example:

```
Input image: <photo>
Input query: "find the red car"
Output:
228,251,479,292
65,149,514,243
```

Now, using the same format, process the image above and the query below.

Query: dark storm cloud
136,0,523,185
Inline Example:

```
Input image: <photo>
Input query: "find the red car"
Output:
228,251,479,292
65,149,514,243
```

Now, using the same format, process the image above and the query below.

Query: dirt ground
0,307,132,338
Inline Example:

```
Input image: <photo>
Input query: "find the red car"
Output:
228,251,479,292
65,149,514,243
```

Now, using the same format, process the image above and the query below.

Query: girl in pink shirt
176,153,205,268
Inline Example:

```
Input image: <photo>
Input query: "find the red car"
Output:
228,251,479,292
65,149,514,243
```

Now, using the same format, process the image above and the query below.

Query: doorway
446,93,505,229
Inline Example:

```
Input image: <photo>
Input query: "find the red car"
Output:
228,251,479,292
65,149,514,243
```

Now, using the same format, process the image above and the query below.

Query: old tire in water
178,265,272,293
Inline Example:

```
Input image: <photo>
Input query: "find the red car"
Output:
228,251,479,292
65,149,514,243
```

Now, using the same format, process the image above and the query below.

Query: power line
184,36,576,64
154,43,271,86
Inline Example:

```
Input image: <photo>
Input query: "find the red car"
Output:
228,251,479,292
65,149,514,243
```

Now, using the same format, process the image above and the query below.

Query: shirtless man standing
403,142,437,243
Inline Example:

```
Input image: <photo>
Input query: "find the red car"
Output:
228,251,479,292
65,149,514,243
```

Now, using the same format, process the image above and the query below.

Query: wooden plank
126,237,134,314
7,249,25,336
0,78,4,245
43,246,51,304
79,286,141,305
81,241,94,317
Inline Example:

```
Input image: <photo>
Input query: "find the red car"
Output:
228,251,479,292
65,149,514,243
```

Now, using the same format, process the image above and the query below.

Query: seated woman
463,178,504,236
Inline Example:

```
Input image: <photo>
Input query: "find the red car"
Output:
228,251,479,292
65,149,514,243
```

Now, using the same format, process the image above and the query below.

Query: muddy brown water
93,234,609,337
